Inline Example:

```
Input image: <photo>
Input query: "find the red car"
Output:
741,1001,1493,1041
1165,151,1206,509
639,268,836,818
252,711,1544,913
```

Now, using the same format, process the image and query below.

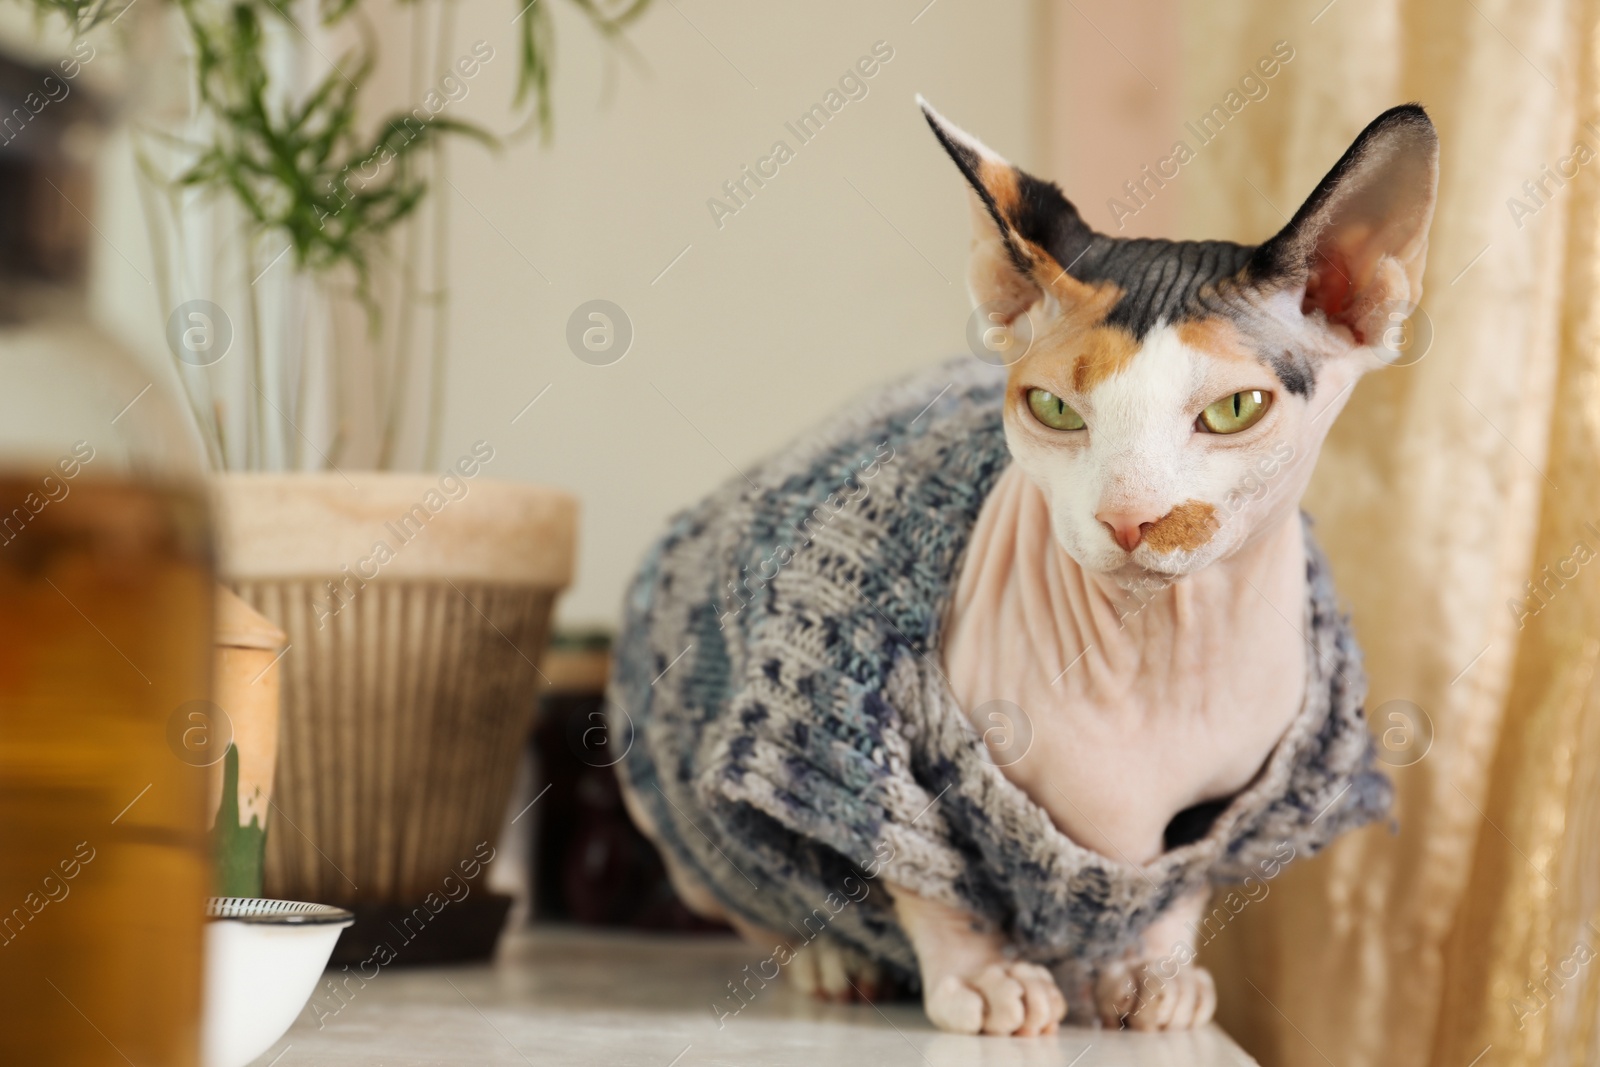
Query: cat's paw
925,961,1067,1036
788,938,884,1002
1094,960,1216,1031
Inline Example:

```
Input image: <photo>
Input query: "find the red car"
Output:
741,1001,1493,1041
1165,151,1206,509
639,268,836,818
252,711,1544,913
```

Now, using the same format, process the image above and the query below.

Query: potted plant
10,0,646,957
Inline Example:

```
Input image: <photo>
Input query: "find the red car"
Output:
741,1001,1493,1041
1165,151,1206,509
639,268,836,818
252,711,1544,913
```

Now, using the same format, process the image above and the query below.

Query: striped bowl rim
207,897,355,926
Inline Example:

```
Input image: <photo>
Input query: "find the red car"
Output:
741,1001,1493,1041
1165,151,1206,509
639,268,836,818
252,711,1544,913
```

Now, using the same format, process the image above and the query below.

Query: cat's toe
1094,962,1140,1026
1194,967,1217,1025
787,947,821,996
926,962,1066,1036
1009,962,1067,1035
927,974,986,1034
972,963,1029,1034
1114,964,1217,1031
1169,966,1216,1029
788,939,883,1002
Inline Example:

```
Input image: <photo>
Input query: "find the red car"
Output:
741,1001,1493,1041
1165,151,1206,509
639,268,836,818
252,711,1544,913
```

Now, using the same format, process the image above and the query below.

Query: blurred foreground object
0,41,214,1066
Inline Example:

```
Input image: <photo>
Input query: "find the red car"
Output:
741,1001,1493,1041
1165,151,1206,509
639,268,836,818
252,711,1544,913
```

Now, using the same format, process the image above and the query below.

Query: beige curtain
1167,1,1600,1064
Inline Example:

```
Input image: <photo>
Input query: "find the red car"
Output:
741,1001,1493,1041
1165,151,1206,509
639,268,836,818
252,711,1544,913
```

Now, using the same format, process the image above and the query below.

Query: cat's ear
919,97,1099,325
1253,104,1439,346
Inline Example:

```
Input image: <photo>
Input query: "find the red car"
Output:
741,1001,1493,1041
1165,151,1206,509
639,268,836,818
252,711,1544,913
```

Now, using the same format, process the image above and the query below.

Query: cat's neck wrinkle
943,465,1305,724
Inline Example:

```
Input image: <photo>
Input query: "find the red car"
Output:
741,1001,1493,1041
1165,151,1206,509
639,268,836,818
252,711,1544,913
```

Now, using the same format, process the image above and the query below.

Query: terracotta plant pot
210,471,576,938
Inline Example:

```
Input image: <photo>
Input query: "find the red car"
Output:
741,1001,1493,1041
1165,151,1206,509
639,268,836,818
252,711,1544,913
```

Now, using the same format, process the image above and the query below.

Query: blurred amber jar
0,14,216,1059
0,317,215,1065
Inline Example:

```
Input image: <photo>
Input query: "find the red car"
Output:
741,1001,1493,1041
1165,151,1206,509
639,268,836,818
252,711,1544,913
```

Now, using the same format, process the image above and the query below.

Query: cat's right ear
1252,104,1439,348
919,97,1099,325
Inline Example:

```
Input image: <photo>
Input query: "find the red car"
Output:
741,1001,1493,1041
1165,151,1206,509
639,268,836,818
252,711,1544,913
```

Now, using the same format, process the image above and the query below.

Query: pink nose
1097,510,1157,552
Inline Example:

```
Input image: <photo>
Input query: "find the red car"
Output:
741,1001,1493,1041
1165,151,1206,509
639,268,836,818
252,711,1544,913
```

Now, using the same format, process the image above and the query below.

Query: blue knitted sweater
609,357,1390,983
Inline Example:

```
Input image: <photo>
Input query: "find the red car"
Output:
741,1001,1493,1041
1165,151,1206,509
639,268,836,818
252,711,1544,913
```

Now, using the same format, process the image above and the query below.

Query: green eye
1198,390,1271,434
1026,389,1086,431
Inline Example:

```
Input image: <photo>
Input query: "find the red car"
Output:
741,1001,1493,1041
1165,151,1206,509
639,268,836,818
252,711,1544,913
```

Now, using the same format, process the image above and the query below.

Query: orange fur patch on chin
1143,500,1219,553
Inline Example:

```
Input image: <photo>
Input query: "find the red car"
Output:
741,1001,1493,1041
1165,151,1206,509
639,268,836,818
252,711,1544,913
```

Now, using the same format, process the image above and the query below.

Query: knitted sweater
609,356,1391,983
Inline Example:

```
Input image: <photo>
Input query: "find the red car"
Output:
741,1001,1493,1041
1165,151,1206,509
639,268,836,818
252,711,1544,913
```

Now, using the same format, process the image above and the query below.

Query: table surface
252,926,1260,1066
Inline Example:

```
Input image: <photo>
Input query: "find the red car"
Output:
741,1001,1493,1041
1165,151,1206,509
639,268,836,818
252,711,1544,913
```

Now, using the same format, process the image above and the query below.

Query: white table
252,926,1259,1066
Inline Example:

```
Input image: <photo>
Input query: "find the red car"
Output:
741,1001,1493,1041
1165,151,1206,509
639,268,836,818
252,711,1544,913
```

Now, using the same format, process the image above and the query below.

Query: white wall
434,0,1040,626
24,1,1039,628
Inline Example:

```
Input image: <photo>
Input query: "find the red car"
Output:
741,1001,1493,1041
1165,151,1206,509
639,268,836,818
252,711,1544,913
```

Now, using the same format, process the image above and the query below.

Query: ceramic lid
215,585,288,651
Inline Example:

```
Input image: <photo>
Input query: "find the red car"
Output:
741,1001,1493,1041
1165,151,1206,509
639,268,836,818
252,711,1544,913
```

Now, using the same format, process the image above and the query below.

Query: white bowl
202,897,354,1067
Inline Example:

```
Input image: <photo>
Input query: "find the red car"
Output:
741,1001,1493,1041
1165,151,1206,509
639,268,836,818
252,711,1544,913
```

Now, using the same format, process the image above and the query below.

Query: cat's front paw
925,961,1067,1036
1094,960,1216,1031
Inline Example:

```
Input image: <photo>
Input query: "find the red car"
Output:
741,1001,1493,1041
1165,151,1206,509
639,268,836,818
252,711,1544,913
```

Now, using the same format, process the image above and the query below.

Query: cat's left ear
1254,104,1439,347
919,96,1100,325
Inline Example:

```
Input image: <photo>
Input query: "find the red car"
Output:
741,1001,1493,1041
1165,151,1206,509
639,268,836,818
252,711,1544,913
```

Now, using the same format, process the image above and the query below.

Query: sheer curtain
1163,1,1600,1064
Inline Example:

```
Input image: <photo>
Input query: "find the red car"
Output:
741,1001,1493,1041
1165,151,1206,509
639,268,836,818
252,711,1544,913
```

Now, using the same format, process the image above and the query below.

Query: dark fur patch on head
1178,317,1319,399
1007,170,1096,278
1067,238,1257,338
1269,350,1315,398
